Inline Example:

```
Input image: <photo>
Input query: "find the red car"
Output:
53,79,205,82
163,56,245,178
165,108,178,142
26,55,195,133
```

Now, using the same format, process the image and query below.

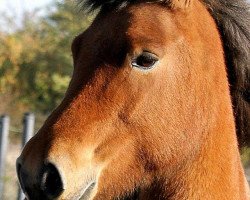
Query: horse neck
141,102,250,199
183,111,250,200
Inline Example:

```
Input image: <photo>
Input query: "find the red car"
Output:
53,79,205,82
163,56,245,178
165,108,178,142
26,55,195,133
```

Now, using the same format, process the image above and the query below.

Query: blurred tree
0,0,94,114
241,147,250,168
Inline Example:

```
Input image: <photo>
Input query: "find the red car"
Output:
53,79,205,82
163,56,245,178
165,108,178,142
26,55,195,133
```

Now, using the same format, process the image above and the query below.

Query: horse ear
170,0,193,9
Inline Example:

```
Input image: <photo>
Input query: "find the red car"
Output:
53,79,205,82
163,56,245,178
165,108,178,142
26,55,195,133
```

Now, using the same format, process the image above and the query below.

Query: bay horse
17,0,250,199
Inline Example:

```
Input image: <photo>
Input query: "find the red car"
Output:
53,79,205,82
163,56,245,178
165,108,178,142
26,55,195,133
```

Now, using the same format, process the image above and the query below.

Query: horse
16,0,250,199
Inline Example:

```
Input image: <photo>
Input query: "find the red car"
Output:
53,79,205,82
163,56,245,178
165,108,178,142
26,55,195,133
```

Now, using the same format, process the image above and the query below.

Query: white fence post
0,115,10,199
18,113,35,200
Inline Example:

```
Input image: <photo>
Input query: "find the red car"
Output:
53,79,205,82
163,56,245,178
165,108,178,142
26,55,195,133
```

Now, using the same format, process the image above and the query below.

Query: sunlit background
0,0,249,199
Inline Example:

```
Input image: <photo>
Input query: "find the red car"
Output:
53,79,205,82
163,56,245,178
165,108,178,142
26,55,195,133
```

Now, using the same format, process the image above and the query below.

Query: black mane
203,0,250,147
79,0,250,147
78,0,136,11
78,0,171,11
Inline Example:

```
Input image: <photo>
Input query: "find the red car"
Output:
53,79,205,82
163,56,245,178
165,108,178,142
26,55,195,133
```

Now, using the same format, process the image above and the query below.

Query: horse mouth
79,181,96,200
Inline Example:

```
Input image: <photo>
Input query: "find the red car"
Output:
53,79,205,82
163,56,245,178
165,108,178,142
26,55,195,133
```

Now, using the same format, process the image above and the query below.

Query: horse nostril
40,163,64,199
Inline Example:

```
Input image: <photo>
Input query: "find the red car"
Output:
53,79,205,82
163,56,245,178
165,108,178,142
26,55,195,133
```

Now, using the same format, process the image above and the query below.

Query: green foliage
241,147,250,168
0,0,94,114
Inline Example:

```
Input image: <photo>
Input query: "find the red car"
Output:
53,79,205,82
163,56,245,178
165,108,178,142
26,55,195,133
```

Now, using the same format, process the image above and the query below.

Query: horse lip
79,181,96,200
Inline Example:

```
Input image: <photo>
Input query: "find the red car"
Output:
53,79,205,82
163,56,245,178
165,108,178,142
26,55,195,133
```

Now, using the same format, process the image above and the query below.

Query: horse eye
132,52,158,70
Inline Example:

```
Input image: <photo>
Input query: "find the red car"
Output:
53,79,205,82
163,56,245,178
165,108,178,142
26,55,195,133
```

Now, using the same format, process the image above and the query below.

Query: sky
0,0,54,31
0,0,53,14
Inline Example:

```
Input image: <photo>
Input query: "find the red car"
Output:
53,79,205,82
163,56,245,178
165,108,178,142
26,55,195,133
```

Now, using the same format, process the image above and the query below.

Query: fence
0,113,35,200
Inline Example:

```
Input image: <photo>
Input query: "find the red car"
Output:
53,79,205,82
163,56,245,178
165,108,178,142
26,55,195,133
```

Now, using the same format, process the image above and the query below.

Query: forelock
77,0,170,12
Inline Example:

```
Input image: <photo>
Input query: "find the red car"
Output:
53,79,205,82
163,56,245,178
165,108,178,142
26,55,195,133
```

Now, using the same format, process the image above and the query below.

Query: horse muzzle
16,154,98,200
